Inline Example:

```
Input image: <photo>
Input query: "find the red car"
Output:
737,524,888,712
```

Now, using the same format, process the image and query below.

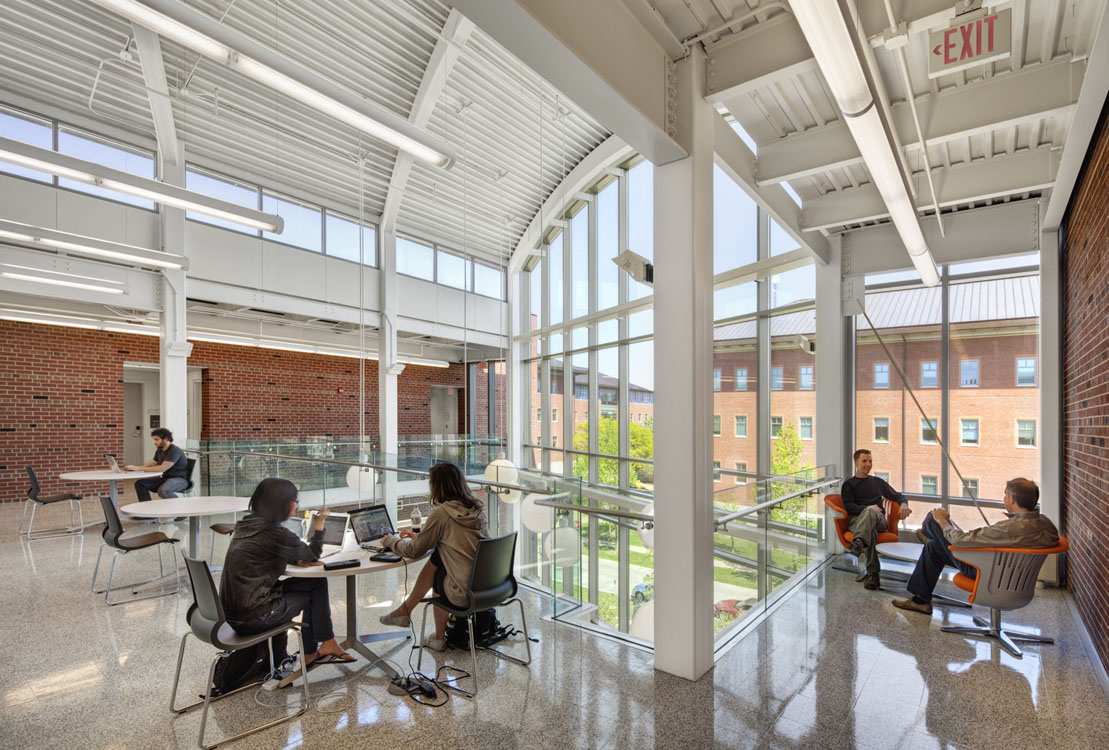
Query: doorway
430,385,459,435
123,382,144,465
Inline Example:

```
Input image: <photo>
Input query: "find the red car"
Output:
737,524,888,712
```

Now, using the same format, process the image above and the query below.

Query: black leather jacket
219,514,323,624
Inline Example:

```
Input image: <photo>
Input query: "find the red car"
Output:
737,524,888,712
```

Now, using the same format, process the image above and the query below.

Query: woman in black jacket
219,478,353,668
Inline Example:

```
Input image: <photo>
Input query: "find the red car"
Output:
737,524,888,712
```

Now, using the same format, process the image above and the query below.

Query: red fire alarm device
337,387,345,394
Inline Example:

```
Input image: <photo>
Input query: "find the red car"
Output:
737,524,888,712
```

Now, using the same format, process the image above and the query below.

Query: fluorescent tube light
1,271,125,294
0,220,188,270
90,0,456,168
0,136,283,233
790,0,940,287
187,332,451,367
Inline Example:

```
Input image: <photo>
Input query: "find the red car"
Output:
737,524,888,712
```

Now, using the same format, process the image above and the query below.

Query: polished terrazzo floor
2,499,1107,749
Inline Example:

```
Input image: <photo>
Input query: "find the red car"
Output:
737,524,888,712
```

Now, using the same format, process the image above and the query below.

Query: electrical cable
860,308,991,526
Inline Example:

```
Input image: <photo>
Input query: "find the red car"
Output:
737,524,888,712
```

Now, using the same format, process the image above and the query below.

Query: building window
58,128,156,209
0,108,53,182
1016,358,1037,386
536,408,542,422
713,415,721,436
874,417,889,442
437,250,472,291
734,463,747,483
734,415,747,438
874,472,890,482
473,262,505,299
800,416,813,439
921,361,938,388
713,461,722,483
713,369,721,391
771,367,784,390
961,359,979,388
874,362,889,389
552,435,557,448
771,416,783,438
921,475,938,495
960,419,979,445
799,365,814,390
1017,419,1037,447
397,237,436,281
263,192,323,252
734,368,747,391
185,167,260,233
960,478,979,498
325,213,376,266
552,409,558,422
921,418,938,444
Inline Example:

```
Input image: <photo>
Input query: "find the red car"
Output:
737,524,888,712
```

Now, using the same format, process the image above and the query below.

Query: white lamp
629,598,654,641
484,453,520,503
520,492,554,533
543,523,579,568
346,465,376,496
636,503,655,550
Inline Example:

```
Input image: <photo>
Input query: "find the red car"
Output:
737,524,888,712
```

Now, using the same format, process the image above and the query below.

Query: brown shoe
915,528,928,545
863,573,880,590
892,597,933,615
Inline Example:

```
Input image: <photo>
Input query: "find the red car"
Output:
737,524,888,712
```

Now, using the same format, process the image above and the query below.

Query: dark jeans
135,476,189,502
907,514,977,603
234,577,335,658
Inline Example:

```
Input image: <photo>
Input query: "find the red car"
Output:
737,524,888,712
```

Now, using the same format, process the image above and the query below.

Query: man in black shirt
127,428,191,502
840,449,911,589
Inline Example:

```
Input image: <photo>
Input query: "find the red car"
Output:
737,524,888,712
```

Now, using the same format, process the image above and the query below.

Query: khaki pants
848,509,888,575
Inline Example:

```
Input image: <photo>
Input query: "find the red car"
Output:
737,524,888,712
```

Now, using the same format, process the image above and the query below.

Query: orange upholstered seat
952,572,976,593
824,493,901,550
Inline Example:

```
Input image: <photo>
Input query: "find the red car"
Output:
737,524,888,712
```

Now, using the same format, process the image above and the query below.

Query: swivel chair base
941,608,1054,658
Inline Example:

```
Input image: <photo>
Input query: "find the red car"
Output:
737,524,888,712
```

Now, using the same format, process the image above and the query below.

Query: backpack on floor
209,642,272,697
444,608,511,649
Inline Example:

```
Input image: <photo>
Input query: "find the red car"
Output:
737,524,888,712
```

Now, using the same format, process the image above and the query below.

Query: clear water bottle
411,508,422,533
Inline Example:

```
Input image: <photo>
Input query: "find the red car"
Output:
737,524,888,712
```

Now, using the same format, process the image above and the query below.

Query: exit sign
928,8,1012,78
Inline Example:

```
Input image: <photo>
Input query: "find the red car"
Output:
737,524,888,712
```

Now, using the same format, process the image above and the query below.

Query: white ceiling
647,0,1104,234
0,0,610,266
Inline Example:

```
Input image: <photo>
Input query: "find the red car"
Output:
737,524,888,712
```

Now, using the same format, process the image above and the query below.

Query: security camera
612,249,653,285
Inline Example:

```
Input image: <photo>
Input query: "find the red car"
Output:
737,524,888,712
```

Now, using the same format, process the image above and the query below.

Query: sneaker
848,537,865,557
863,573,881,590
261,656,298,691
892,597,933,616
421,635,447,652
379,613,411,628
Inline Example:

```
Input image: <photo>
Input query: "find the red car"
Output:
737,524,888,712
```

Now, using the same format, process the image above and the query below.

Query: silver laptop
349,505,395,549
305,510,349,549
104,454,124,473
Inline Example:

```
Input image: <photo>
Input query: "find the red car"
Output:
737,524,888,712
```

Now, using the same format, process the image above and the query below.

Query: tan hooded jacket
384,499,487,606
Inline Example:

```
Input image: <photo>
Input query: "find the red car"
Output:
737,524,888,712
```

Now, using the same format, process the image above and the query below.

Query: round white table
282,551,422,682
119,495,248,558
60,470,164,529
876,541,971,607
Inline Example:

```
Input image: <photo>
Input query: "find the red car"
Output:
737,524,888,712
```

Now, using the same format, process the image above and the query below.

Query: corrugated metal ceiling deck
0,0,609,265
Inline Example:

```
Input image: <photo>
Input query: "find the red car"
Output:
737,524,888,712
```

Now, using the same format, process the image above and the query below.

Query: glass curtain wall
853,257,1041,526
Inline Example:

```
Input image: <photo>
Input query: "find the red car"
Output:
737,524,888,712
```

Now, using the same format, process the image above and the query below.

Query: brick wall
1062,98,1109,674
0,319,466,501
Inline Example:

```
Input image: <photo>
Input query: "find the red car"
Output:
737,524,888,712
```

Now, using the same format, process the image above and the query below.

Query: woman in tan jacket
378,462,487,650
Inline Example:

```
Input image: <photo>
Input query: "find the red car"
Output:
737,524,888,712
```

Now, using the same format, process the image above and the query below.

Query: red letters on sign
934,14,1001,65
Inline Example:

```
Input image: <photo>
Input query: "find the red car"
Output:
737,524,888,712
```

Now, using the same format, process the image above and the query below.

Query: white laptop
305,510,350,552
104,454,124,473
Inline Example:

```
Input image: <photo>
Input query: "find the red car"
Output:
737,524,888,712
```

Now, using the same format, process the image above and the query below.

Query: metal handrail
534,500,653,523
714,477,840,529
186,448,551,496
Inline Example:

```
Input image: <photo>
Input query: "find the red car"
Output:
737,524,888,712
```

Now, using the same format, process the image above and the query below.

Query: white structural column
1038,199,1062,583
378,228,401,523
815,236,847,551
159,145,192,443
652,48,716,681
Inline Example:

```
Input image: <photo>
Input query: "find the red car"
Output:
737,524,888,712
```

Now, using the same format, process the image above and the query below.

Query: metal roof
714,275,1040,341
0,0,608,265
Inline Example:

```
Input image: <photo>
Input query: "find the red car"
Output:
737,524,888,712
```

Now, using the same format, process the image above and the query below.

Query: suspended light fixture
186,332,451,367
0,264,127,294
0,220,188,270
89,0,456,168
0,136,283,233
0,308,159,334
790,0,939,287
484,452,520,502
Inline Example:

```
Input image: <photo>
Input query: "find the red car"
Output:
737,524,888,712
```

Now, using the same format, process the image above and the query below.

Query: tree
572,417,654,486
769,420,814,526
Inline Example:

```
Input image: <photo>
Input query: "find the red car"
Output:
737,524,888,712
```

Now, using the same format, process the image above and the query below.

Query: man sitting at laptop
126,428,190,501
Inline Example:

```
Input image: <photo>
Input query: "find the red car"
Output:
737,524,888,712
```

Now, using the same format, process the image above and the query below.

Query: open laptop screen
307,512,348,547
349,505,395,544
